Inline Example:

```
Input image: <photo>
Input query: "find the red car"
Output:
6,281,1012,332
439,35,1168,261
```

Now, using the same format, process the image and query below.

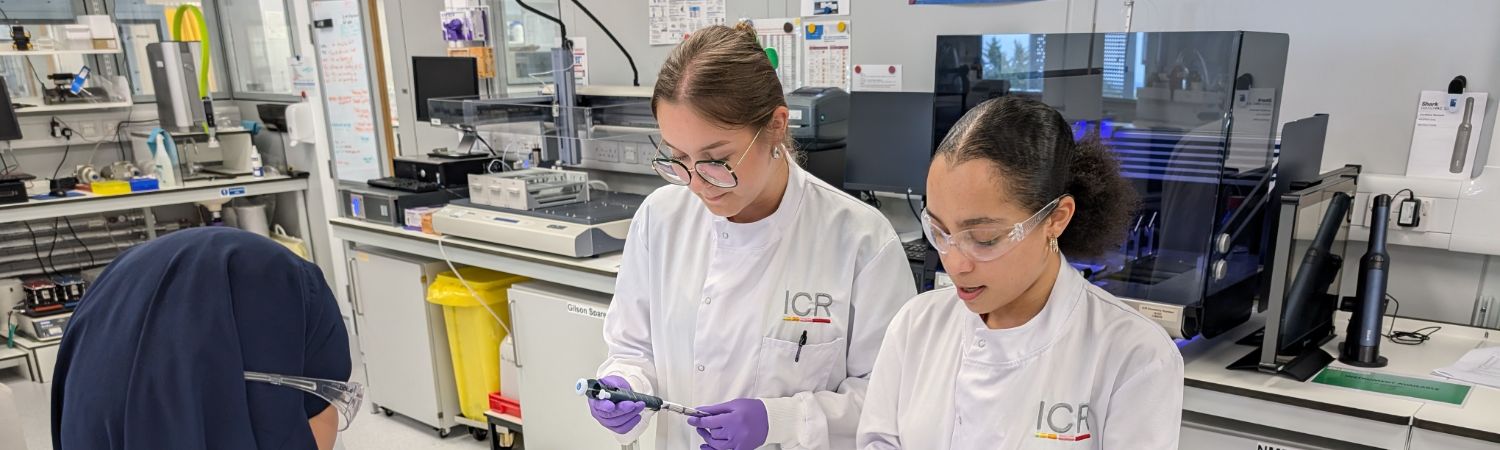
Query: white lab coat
857,257,1184,449
600,162,917,449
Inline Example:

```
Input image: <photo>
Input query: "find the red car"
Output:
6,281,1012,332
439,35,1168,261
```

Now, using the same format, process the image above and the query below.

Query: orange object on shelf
447,46,495,79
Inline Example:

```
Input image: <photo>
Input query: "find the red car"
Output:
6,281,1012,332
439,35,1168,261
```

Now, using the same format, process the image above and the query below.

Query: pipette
575,378,708,417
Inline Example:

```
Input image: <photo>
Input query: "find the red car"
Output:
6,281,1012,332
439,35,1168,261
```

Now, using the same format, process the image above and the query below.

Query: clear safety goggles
650,128,764,189
921,196,1063,262
245,371,365,431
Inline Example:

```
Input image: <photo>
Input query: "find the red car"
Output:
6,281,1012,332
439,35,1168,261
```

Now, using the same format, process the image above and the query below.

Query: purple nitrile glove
686,398,769,450
587,375,646,435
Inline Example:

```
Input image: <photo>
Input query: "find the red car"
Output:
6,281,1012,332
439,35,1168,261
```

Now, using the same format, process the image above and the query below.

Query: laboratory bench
0,175,310,226
0,336,59,384
330,217,1500,449
328,217,620,294
1181,311,1500,449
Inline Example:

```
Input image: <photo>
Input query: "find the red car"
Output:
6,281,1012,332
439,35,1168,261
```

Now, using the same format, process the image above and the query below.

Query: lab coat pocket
754,336,845,397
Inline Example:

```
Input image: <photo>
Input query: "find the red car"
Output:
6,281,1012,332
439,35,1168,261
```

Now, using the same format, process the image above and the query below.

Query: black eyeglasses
649,128,763,189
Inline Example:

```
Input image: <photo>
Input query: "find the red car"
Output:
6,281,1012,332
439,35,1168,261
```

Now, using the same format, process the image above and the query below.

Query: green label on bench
1312,367,1471,405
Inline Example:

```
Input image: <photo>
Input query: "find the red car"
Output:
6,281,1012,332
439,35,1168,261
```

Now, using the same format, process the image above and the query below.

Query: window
219,0,297,96
0,1,105,102
109,0,229,99
500,0,562,87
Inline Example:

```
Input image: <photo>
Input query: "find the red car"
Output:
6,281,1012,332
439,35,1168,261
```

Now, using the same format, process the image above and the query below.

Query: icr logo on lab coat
1034,400,1092,442
784,291,834,317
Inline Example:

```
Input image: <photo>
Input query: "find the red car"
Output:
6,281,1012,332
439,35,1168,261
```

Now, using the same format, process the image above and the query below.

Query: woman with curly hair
857,97,1184,449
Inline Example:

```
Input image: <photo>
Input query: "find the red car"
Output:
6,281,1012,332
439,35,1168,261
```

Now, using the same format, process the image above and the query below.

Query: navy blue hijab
51,227,351,449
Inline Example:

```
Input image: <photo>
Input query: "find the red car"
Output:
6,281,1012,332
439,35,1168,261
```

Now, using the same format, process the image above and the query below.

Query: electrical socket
78,121,99,139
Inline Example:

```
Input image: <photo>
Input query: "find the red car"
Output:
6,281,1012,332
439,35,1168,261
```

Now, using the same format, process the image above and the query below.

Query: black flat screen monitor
0,78,21,141
412,56,480,123
843,92,935,194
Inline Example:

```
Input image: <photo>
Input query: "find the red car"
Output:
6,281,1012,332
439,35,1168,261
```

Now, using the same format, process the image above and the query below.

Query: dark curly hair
934,96,1138,257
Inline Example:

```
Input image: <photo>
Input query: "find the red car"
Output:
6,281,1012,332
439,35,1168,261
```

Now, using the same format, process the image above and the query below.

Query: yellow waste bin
426,267,528,421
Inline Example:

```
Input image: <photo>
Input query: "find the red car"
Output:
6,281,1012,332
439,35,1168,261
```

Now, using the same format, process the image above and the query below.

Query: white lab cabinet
509,281,656,450
348,247,462,436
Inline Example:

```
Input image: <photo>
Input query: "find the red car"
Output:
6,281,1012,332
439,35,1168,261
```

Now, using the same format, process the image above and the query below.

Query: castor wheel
381,407,394,417
438,428,451,438
470,428,488,441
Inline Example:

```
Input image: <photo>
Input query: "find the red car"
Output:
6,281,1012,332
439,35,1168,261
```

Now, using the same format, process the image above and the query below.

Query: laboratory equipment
1278,115,1329,186
508,281,657,450
0,78,22,141
129,129,257,179
1340,194,1391,368
20,277,62,314
844,92,936,194
392,155,497,188
576,378,707,417
413,56,481,124
367,177,441,193
339,182,466,227
0,180,24,205
430,193,640,257
9,26,31,51
933,31,1291,339
1451,97,1474,174
257,103,289,131
347,248,463,436
426,268,527,423
786,87,850,151
16,311,70,342
1227,166,1357,381
467,168,589,210
147,42,207,133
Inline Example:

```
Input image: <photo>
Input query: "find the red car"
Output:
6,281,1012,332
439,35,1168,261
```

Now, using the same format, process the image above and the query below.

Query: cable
567,0,639,87
52,143,72,179
62,216,96,268
20,221,55,277
904,189,921,224
45,218,64,273
1383,294,1441,345
435,236,519,361
1393,189,1415,201
514,0,567,44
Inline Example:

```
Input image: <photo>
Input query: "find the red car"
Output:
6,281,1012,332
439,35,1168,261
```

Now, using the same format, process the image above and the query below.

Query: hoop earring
1047,236,1060,254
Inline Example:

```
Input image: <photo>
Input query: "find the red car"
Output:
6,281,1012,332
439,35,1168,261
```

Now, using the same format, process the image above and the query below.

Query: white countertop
1182,311,1500,444
0,175,309,224
329,217,622,294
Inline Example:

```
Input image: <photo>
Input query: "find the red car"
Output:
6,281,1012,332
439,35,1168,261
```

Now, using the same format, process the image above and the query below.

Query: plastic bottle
250,151,264,178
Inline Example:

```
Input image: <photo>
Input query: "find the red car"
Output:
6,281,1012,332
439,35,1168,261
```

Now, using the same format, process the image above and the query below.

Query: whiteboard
313,0,382,182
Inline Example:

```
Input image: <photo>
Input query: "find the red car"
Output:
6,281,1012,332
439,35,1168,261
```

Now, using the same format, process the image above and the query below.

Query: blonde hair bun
733,20,759,40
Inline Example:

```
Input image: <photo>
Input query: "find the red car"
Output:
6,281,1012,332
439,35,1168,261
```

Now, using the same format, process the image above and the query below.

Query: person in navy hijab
51,227,354,450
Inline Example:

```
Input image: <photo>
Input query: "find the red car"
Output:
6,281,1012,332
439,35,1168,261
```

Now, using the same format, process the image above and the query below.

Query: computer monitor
412,56,479,123
843,92,935,194
0,77,22,141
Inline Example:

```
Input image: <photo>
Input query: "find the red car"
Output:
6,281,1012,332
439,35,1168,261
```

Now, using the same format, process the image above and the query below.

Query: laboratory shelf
12,98,133,114
329,217,620,295
0,175,309,225
0,48,122,57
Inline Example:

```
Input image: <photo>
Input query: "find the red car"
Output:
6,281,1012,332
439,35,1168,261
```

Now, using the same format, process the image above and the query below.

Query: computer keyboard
367,176,441,193
903,239,929,261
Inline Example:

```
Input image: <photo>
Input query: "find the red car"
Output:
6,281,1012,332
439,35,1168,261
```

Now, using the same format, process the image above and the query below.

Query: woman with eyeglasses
51,228,358,450
856,97,1184,449
588,23,916,450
